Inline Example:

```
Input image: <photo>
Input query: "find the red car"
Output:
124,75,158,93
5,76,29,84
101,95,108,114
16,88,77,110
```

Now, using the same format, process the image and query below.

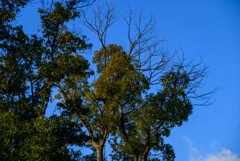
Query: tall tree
81,2,215,161
0,0,214,160
0,0,95,160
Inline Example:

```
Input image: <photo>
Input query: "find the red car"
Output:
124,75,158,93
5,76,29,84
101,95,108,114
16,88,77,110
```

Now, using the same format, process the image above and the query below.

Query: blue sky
18,0,240,160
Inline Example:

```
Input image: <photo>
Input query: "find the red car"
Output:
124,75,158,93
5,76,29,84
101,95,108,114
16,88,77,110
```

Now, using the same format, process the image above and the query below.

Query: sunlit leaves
0,0,93,160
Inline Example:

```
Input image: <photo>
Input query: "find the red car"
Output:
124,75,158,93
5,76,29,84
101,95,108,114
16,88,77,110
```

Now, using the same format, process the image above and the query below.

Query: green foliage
0,110,88,160
109,67,193,160
0,0,211,160
0,0,30,23
93,44,124,73
86,45,149,135
0,0,93,160
89,45,148,104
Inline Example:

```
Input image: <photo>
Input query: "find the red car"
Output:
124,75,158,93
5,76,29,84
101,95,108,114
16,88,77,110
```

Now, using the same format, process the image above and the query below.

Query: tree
0,0,214,160
80,2,215,161
0,0,95,160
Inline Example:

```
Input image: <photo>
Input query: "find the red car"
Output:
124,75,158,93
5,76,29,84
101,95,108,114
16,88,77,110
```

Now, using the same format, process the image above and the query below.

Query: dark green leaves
0,0,93,160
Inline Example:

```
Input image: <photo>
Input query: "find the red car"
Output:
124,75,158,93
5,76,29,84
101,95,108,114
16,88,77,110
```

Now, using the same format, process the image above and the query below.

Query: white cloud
182,136,240,161
203,149,240,161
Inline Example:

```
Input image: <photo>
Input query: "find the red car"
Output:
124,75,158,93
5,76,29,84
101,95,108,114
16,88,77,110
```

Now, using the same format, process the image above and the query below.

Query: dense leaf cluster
0,0,93,160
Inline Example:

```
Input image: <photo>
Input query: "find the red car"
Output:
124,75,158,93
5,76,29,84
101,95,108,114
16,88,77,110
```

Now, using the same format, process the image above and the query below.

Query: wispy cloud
182,136,240,161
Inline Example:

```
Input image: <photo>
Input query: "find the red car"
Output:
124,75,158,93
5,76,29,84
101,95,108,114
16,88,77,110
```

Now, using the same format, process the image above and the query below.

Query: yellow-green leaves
93,44,125,73
87,45,148,113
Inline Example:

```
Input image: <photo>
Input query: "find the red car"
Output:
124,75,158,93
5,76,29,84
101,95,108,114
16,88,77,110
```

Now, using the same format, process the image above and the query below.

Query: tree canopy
0,0,214,161
0,0,94,160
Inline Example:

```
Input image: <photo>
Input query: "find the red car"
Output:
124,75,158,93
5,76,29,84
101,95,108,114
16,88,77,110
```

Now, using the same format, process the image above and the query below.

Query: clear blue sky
18,0,240,160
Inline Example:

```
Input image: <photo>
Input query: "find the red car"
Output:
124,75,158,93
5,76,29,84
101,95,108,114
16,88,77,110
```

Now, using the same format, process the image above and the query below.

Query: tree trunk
143,146,151,161
96,145,104,161
134,155,138,161
92,132,107,161
143,132,151,161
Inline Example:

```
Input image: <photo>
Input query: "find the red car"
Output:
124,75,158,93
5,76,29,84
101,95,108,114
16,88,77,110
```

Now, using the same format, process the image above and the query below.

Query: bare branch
81,1,116,49
121,9,175,86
